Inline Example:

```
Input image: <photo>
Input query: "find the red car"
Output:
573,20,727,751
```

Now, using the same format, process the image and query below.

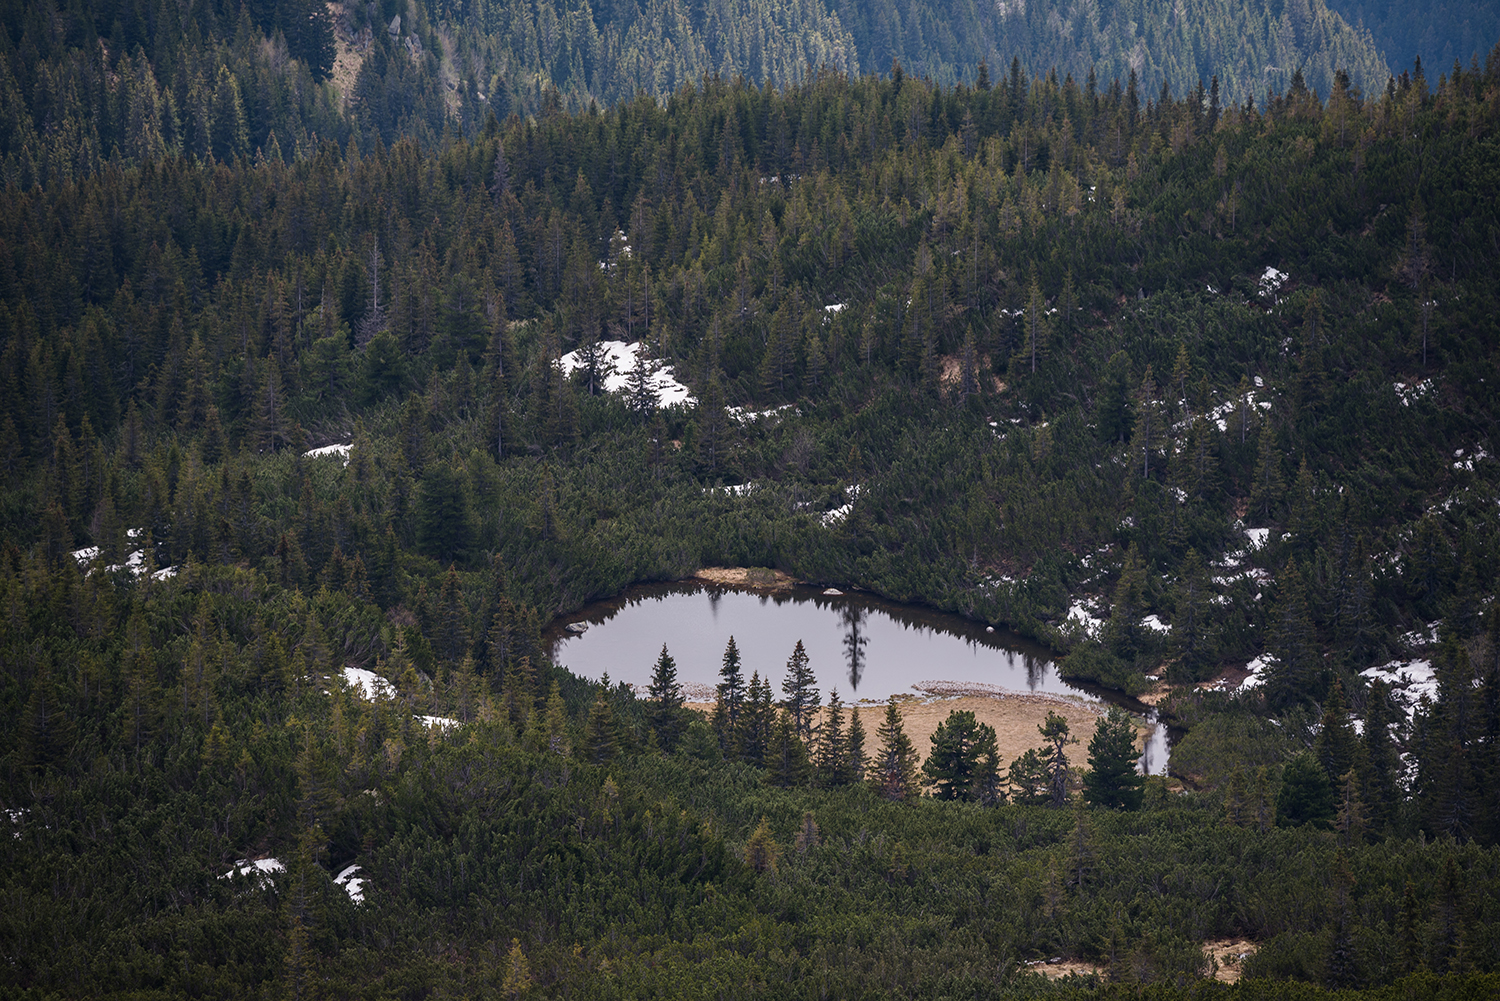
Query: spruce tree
780,639,820,743
874,698,918,800
647,644,685,752
1083,706,1144,810
737,671,774,766
922,709,999,803
1040,711,1075,807
582,686,620,764
765,711,811,788
1277,751,1334,828
846,705,868,784
816,689,849,787
710,635,745,755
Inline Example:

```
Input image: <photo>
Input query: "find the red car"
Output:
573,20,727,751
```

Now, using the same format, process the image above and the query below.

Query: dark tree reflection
842,604,868,692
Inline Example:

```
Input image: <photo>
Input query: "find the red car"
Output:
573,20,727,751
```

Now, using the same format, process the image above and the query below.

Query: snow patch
707,482,757,497
1238,654,1275,690
418,715,459,730
1400,622,1440,648
342,667,395,700
1392,379,1433,406
1244,527,1270,550
820,485,862,527
726,403,795,424
1141,615,1172,634
305,442,353,466
1066,601,1105,640
335,864,365,904
1361,659,1437,720
1258,268,1288,302
557,341,695,408
222,858,284,883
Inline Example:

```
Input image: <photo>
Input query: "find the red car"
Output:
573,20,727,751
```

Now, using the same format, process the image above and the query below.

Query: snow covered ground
727,403,796,423
221,858,284,883
1361,659,1438,720
342,666,395,699
1238,654,1274,690
820,485,862,527
305,442,353,465
556,340,695,407
71,531,177,580
335,864,366,904
1066,601,1105,640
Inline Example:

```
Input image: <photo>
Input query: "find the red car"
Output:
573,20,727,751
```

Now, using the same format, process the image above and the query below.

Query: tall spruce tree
647,644,686,752
1083,706,1144,810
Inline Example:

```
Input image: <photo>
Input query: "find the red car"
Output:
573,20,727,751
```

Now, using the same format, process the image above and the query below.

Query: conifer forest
2,0,1500,997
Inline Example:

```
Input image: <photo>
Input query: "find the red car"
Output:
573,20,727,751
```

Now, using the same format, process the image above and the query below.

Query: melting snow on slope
1244,527,1270,550
71,533,177,580
222,858,284,883
706,482,757,497
1141,615,1172,634
557,340,695,407
342,667,395,700
418,715,459,730
1392,379,1433,406
1361,660,1437,720
1238,654,1274,690
820,485,862,527
1453,446,1490,471
335,864,366,904
727,403,796,424
1259,267,1289,301
305,442,353,465
1066,602,1105,639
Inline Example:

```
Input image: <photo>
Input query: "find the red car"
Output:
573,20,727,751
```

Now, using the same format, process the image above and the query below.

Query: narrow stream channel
548,581,1171,775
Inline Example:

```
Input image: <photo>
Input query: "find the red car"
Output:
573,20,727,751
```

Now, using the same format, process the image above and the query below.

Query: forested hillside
1,0,1397,191
1322,0,1500,74
2,29,1500,1001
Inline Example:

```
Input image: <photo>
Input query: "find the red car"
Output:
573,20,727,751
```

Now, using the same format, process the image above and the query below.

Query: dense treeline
1324,0,1500,74
0,0,1398,190
2,42,1500,1000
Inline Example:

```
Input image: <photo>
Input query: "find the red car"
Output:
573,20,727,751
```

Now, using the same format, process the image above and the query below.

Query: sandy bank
687,687,1144,771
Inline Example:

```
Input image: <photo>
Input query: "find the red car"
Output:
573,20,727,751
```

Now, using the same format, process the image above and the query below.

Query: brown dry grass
686,689,1139,772
1023,939,1257,983
1204,938,1258,983
691,566,798,592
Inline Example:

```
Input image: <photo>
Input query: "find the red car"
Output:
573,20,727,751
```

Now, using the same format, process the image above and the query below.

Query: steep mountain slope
0,0,1403,190
1322,0,1500,74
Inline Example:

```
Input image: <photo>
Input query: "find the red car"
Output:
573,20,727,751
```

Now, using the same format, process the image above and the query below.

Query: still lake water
548,582,1170,775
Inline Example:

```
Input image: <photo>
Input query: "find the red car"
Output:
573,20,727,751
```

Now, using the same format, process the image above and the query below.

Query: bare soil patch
1021,939,1255,983
1204,938,1257,982
1026,958,1103,979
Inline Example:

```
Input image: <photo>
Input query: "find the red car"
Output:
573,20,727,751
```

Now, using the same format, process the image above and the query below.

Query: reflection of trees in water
841,604,868,692
1023,651,1047,689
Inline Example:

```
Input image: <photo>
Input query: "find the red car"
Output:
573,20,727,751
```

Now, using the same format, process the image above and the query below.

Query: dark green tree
922,709,1000,803
417,464,471,565
647,644,686,752
1277,751,1335,828
874,698,919,800
710,635,745,754
780,639,820,743
1083,706,1144,810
